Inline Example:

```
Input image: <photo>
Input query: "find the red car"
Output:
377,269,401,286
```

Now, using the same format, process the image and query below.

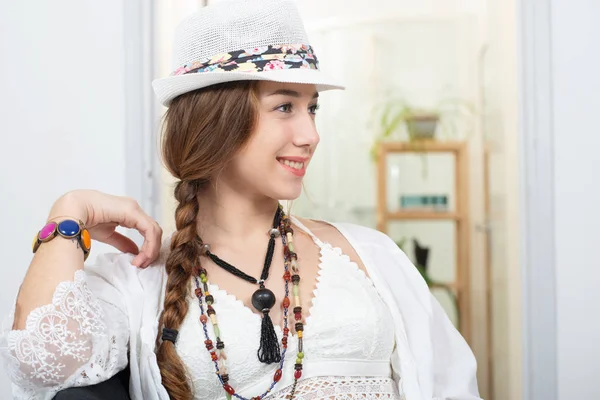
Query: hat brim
152,69,345,106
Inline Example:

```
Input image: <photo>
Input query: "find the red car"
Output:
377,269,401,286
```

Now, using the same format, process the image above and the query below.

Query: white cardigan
1,221,481,400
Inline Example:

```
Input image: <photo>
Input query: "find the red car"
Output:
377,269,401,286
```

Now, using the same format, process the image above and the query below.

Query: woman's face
224,81,320,200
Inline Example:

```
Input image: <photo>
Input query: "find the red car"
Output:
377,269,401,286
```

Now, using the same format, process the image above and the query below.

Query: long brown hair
157,81,259,399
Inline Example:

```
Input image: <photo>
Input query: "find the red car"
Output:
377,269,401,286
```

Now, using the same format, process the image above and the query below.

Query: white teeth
280,159,304,170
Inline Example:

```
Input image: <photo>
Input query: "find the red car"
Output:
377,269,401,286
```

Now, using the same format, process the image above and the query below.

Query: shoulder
295,216,419,278
294,217,402,276
296,217,397,252
84,234,171,292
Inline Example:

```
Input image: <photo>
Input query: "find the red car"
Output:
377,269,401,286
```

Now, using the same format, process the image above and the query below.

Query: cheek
233,139,275,176
232,118,293,175
252,122,291,155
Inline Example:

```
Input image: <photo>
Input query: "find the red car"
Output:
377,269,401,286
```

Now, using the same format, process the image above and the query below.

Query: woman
1,1,481,399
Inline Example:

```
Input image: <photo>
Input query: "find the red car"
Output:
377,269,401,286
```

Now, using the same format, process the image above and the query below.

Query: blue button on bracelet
32,219,91,261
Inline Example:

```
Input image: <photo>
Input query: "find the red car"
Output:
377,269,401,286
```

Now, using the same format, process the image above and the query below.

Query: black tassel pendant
252,286,281,363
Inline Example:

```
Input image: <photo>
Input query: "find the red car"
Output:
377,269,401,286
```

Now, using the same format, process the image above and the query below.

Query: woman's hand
48,190,163,268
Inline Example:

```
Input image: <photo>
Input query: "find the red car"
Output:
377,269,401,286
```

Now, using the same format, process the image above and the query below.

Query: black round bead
293,306,302,313
216,340,225,349
221,374,229,383
295,322,303,331
292,274,300,283
251,287,276,312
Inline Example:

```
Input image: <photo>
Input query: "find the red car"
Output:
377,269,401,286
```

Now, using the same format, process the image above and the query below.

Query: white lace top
177,220,400,399
0,219,482,400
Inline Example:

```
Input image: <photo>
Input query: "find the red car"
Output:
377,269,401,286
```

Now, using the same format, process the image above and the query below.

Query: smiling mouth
278,159,305,170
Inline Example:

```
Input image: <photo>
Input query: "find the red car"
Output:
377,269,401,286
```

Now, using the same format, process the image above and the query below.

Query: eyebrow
266,89,319,99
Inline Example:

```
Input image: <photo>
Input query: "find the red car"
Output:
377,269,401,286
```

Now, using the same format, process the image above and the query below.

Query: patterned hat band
171,44,320,76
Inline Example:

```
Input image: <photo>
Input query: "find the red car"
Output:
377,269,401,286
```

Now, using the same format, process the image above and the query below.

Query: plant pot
406,114,439,140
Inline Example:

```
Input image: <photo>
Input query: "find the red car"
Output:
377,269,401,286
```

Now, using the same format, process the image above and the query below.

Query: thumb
103,231,140,256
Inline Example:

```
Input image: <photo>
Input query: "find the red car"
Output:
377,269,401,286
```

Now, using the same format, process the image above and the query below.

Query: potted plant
405,112,439,140
369,96,475,176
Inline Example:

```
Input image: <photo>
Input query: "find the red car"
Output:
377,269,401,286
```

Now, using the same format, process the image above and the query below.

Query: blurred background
1,1,598,399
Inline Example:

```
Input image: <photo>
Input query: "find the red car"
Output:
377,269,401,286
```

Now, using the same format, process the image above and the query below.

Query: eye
275,103,293,113
309,103,320,115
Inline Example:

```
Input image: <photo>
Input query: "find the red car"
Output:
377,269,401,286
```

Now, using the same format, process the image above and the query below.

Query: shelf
376,139,471,343
430,282,459,292
378,140,466,154
385,211,462,220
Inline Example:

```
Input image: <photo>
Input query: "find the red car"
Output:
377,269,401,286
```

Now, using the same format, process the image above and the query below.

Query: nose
292,113,320,149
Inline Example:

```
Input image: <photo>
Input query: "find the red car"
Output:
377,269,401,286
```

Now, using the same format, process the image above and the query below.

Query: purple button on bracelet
38,222,57,241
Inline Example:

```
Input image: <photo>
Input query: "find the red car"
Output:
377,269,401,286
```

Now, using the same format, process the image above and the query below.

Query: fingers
133,226,163,268
118,201,163,268
103,232,140,256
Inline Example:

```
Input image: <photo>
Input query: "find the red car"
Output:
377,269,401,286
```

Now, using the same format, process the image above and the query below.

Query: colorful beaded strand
280,214,303,398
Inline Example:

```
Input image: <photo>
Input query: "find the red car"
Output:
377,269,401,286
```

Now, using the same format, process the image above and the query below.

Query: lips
277,156,308,177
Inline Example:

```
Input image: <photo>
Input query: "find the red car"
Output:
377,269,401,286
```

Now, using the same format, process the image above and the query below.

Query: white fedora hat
152,0,345,106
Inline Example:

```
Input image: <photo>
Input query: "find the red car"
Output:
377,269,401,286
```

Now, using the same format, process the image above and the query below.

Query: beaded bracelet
32,219,91,261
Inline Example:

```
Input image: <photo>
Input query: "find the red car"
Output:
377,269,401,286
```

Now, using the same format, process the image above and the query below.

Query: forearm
13,195,87,330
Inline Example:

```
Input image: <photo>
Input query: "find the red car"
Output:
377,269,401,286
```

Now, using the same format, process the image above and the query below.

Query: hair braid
156,179,203,400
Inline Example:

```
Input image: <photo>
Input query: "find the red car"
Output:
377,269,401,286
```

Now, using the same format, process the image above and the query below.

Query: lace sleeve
0,269,129,398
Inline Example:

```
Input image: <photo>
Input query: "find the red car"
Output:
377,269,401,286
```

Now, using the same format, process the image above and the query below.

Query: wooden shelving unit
387,211,461,220
376,140,471,343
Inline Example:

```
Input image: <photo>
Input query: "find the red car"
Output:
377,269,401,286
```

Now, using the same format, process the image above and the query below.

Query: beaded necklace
193,209,304,400
202,207,283,364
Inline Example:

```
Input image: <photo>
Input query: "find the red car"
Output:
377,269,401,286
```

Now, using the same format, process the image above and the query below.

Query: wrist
48,192,89,225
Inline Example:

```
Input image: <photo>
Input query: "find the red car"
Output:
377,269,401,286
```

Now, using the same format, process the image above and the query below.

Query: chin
273,182,303,201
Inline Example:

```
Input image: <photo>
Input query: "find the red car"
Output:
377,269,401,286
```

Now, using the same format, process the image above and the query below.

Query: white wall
550,1,600,398
0,1,132,396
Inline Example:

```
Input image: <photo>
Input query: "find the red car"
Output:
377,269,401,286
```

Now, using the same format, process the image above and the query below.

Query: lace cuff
0,270,129,396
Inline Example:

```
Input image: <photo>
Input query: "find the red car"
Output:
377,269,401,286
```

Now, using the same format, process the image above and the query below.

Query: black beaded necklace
193,209,305,400
200,206,283,364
